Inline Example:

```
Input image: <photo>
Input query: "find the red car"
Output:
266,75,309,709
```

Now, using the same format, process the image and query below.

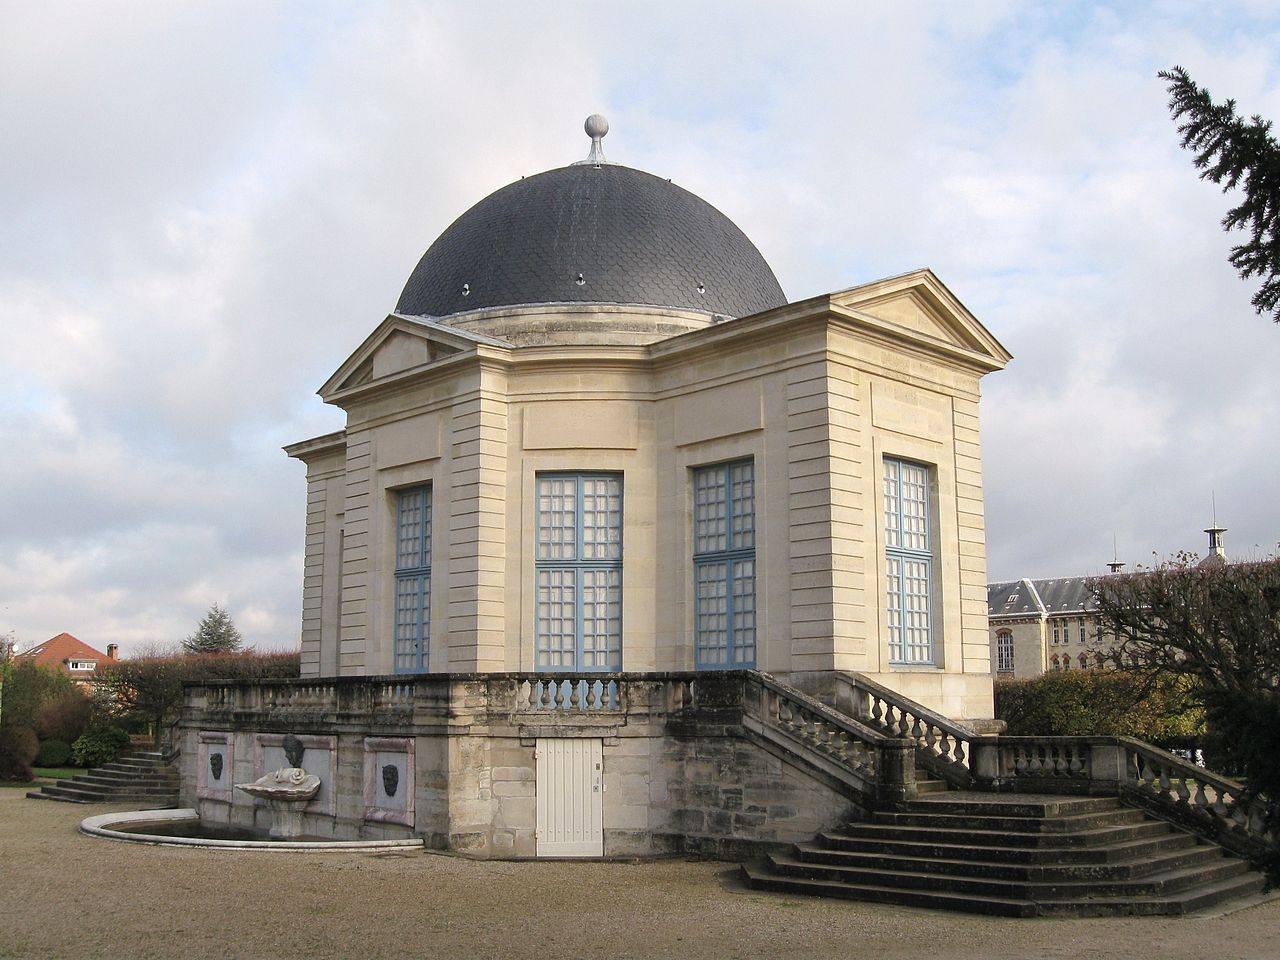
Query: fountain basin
80,809,425,852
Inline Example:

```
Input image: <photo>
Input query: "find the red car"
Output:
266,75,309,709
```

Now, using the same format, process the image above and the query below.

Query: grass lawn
0,766,81,789
33,766,80,780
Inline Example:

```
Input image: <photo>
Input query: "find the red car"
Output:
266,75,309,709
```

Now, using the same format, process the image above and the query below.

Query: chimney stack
106,643,118,660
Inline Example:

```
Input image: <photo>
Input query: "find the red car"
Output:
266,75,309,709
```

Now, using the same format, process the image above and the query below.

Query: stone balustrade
743,673,916,804
1121,739,1275,859
186,672,704,731
833,671,1275,860
184,669,1277,861
835,672,976,788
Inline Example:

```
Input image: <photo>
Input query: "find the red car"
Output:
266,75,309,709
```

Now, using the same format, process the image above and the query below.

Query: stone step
766,851,1250,901
25,787,93,803
32,784,120,802
75,772,177,788
743,858,1263,917
1034,872,1266,917
816,828,1198,864
793,838,1224,881
101,760,173,774
67,784,177,797
869,807,1149,834
26,751,179,805
837,818,1172,849
903,795,1123,818
740,863,1039,918
913,778,949,795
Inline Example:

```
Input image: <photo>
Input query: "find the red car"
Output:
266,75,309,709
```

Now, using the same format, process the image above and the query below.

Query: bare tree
1090,556,1280,878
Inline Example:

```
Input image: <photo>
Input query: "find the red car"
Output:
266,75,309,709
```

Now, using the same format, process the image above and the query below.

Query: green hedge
35,739,72,767
71,726,130,768
995,670,1204,746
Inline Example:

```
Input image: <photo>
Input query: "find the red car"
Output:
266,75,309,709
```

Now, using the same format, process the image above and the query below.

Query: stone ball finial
585,114,609,139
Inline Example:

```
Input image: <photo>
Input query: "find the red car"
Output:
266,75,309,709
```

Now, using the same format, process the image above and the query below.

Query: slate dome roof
395,156,787,321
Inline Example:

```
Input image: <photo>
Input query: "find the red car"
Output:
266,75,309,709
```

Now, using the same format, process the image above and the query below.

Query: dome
395,161,787,321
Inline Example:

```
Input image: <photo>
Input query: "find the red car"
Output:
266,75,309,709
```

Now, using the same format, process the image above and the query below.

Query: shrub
37,688,94,743
96,648,301,747
995,670,1205,746
0,726,39,782
0,661,76,731
35,738,72,767
71,725,129,768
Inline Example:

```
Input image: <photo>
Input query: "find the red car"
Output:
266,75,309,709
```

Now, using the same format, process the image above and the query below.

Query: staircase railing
1120,738,1275,860
741,673,917,804
834,672,977,788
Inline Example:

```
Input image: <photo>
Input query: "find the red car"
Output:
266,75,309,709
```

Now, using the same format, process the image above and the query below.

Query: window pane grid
996,631,1014,673
536,474,622,671
694,460,756,669
884,459,933,665
694,469,728,555
536,568,576,668
394,486,431,673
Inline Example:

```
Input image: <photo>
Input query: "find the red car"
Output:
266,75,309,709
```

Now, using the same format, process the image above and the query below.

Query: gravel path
2,787,1278,960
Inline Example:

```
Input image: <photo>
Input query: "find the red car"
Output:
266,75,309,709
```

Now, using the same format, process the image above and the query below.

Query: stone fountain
235,734,321,839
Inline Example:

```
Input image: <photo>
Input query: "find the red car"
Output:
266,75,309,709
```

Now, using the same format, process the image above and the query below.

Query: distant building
986,577,1104,678
988,525,1231,678
16,632,119,688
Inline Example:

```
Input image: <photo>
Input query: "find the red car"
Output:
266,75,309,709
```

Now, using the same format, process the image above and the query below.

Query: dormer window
67,659,96,671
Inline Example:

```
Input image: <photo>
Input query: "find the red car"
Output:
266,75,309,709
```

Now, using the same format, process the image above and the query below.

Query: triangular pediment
319,314,511,401
827,269,1012,370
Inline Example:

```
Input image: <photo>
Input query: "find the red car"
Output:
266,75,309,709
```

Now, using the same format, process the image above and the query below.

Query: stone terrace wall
180,672,864,858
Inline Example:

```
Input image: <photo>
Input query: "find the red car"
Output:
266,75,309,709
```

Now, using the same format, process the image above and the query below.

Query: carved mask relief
209,752,223,781
382,764,399,798
282,734,305,768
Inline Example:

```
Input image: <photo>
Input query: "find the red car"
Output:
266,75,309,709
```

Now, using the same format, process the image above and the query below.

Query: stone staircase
742,793,1265,916
26,751,179,807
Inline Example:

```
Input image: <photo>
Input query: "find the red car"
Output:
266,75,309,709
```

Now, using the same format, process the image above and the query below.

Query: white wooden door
535,738,603,857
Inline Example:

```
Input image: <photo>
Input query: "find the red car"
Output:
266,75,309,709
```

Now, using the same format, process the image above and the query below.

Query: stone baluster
870,695,885,728
1192,779,1210,812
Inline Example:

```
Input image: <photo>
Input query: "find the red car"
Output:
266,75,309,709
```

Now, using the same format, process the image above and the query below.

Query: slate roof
396,163,787,321
988,577,1095,618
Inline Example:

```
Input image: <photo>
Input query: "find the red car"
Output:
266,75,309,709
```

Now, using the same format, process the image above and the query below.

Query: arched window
996,630,1014,673
1051,655,1060,671
1078,653,1088,669
1062,655,1070,671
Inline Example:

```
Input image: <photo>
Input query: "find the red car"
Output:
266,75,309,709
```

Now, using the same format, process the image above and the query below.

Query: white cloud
3,2,1280,653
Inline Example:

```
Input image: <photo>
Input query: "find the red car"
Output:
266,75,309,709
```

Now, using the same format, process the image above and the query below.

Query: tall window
996,630,1014,674
884,458,933,664
394,486,431,673
693,459,756,669
536,474,622,671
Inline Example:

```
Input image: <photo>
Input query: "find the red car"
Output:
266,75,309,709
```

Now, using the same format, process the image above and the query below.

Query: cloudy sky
4,2,1280,655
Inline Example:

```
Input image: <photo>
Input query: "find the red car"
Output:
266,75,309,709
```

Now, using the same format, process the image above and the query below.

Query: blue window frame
394,486,431,673
693,459,756,669
884,458,933,665
535,474,622,671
